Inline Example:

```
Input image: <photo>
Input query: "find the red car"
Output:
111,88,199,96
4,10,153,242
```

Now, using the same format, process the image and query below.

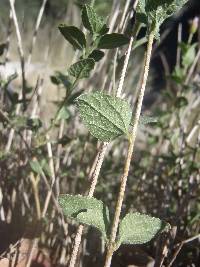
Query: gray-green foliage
58,194,110,239
82,4,107,34
136,0,188,35
77,92,132,142
68,58,95,79
117,212,170,247
58,25,86,50
59,195,169,247
98,33,129,49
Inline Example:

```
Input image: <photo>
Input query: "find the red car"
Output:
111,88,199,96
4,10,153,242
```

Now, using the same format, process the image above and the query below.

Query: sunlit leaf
77,92,132,141
59,194,110,239
117,212,170,247
68,59,95,79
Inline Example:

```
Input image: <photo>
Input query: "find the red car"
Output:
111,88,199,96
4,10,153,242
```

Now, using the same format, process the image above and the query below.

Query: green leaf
139,115,158,125
68,58,95,79
58,24,86,50
89,50,105,62
82,4,106,34
98,33,129,49
117,212,170,247
51,71,72,89
182,43,197,68
67,89,84,105
56,106,71,121
30,160,43,175
136,0,188,35
59,194,110,239
77,92,132,142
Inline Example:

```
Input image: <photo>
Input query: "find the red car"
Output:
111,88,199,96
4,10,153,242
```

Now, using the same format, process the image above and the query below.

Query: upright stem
104,30,155,267
68,2,140,265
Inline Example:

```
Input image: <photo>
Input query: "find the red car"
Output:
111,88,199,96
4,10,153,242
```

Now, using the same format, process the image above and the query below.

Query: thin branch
27,0,48,66
167,233,200,267
9,0,26,110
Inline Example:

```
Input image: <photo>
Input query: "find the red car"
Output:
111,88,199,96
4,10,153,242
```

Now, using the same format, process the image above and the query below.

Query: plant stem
68,2,140,265
104,30,155,267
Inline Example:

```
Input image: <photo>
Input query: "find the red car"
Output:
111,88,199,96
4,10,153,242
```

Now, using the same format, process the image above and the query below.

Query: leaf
67,89,84,105
68,58,95,79
182,43,197,68
30,160,43,175
77,92,132,142
58,24,86,50
139,115,158,125
82,4,106,34
59,194,110,239
98,33,129,49
56,106,71,121
136,0,188,35
89,50,105,62
51,71,72,89
50,75,61,85
117,212,170,247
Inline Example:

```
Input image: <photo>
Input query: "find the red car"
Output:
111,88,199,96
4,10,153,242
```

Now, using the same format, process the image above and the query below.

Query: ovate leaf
82,4,106,34
117,212,170,247
89,50,105,62
77,92,132,141
59,194,110,239
68,58,95,79
30,160,43,175
58,24,86,50
98,33,129,49
56,106,70,121
50,71,72,90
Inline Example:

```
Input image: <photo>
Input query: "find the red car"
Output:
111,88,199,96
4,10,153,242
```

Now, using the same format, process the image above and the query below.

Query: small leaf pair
59,194,170,248
58,4,129,51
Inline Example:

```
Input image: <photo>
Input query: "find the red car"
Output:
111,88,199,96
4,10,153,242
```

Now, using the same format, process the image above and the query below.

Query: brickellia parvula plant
57,1,189,267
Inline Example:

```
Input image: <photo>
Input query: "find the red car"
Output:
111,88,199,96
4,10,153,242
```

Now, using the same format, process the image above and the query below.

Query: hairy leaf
68,58,95,79
136,0,188,35
30,160,43,175
89,50,105,62
82,4,106,34
98,33,129,49
58,24,86,50
59,194,110,239
117,212,170,246
77,92,132,141
139,115,158,125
